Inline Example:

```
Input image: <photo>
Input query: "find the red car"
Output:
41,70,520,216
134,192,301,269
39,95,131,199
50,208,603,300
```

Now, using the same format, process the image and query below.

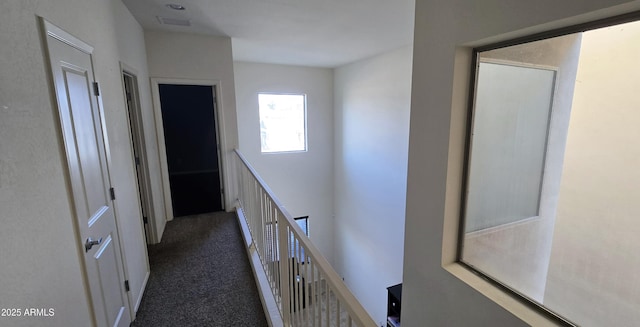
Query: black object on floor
132,212,268,327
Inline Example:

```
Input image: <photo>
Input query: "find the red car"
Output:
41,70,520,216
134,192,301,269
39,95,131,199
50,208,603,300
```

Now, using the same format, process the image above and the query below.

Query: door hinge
135,157,141,165
126,92,132,101
109,187,116,201
220,188,224,194
92,82,100,96
124,280,130,292
143,216,148,224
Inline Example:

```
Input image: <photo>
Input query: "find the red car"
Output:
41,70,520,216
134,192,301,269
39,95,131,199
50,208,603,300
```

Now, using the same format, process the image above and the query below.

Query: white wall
544,21,640,325
333,46,412,325
234,62,335,262
404,0,640,326
0,0,150,325
144,31,239,214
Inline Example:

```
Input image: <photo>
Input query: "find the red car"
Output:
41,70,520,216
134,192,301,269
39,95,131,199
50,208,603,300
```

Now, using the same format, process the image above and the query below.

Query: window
259,93,307,153
460,18,640,326
294,216,309,237
292,216,309,259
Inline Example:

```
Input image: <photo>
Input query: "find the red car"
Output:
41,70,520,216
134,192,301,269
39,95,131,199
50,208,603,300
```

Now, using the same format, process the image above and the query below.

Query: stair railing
233,149,376,327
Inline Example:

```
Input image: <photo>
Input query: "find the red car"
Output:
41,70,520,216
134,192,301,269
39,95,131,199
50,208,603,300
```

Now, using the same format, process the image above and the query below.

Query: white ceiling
121,0,415,68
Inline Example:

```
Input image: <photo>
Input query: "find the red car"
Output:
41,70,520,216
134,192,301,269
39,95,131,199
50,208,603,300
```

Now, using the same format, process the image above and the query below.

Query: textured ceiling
121,0,415,68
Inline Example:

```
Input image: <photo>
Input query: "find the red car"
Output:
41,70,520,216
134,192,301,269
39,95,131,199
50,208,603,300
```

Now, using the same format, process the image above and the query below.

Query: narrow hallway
132,212,268,326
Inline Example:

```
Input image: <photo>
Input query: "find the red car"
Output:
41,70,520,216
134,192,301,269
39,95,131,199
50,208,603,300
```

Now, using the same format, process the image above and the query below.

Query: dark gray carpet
132,212,268,327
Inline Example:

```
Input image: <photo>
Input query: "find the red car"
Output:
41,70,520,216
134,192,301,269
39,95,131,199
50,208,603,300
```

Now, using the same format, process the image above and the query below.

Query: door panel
65,69,109,216
43,20,131,327
93,236,125,327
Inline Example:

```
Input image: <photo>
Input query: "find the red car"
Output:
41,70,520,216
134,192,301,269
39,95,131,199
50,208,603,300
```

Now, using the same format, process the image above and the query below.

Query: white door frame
150,78,228,220
121,64,159,245
119,65,152,315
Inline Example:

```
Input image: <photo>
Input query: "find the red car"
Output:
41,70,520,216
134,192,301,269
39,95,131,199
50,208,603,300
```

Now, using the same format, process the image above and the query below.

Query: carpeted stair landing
132,211,268,327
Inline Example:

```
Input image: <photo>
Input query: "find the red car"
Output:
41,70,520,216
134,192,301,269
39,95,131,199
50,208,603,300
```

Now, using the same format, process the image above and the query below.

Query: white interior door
42,20,131,327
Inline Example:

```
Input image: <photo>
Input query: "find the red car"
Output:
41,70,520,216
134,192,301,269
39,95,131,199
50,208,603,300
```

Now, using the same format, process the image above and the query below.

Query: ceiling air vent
156,16,191,26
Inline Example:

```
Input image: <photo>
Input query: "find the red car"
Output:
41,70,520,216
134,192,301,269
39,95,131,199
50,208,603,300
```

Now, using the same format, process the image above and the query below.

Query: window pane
466,62,555,232
259,93,306,153
461,20,640,326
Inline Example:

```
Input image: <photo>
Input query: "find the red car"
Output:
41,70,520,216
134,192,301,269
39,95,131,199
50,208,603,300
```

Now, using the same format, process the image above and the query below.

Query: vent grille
156,16,191,26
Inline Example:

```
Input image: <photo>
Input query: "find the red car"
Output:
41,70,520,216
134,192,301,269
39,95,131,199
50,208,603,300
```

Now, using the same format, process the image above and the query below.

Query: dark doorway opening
123,71,155,243
158,84,223,217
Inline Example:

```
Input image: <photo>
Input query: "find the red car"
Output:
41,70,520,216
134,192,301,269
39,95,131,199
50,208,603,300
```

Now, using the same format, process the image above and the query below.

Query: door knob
85,237,103,252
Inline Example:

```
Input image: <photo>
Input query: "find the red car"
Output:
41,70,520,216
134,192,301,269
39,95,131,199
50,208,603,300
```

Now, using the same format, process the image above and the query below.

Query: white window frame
258,92,308,154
